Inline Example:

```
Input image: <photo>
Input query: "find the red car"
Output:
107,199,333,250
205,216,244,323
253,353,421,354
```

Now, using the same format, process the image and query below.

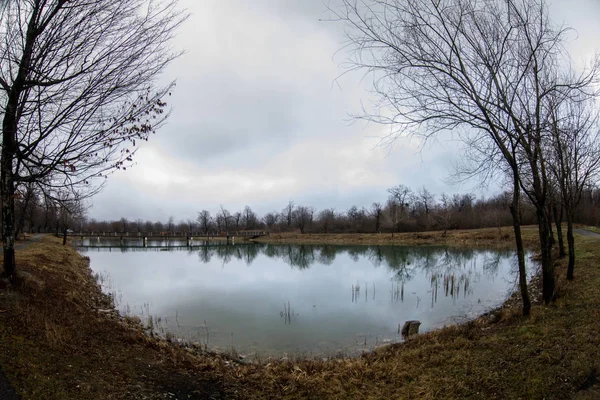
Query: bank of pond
78,240,536,360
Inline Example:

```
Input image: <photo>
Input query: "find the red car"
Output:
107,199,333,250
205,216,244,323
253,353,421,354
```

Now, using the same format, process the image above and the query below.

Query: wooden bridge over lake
66,230,269,247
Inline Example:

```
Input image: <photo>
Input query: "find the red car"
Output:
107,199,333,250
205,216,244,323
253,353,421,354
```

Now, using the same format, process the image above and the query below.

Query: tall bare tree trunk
1,8,38,278
566,211,575,280
2,78,20,279
547,211,556,246
537,209,555,304
1,152,16,278
16,187,32,239
509,176,530,316
553,204,566,258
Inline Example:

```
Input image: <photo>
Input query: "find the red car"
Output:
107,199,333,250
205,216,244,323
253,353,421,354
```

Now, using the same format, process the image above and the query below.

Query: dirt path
574,228,600,238
14,234,46,251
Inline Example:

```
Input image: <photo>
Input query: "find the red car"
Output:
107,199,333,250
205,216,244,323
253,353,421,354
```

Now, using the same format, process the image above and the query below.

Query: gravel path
14,233,46,250
573,228,600,238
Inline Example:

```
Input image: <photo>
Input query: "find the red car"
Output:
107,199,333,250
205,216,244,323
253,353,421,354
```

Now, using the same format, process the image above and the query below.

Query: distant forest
13,184,600,236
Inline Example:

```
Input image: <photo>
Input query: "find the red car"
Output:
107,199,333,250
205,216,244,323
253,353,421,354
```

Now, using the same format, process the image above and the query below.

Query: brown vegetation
0,230,598,399
0,236,227,399
255,226,540,248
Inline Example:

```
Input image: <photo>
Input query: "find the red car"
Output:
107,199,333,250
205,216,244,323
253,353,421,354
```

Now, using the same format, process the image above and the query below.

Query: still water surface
79,239,533,358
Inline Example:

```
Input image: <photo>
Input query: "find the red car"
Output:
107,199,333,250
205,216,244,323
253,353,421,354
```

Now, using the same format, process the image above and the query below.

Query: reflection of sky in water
81,242,535,357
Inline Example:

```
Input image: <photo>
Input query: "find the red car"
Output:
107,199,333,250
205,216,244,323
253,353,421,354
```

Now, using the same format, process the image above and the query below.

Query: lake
79,239,534,359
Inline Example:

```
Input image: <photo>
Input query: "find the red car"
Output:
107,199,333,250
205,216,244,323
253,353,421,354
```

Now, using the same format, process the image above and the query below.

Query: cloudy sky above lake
88,0,600,222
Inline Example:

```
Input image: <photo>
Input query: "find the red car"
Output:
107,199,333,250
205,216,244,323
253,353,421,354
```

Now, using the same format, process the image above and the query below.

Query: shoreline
253,226,541,248
85,237,529,362
0,228,598,398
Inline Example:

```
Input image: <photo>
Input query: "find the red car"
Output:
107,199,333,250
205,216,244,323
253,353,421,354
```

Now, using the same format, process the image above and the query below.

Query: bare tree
144,220,154,233
185,219,195,232
242,205,258,230
57,193,86,245
548,183,566,258
294,206,314,234
386,185,412,232
120,217,128,233
418,187,435,216
388,185,412,223
346,205,367,232
197,210,212,235
218,205,231,233
434,193,453,234
548,94,600,280
370,202,383,232
416,186,435,229
0,1,185,277
15,182,36,237
232,212,242,231
282,200,295,230
334,0,599,311
263,211,279,229
317,208,336,233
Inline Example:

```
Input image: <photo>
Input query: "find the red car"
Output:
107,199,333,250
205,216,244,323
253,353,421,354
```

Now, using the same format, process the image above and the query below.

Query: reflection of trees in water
317,245,337,265
482,250,512,277
214,245,234,265
188,244,512,304
288,245,315,270
424,248,478,306
346,247,362,262
91,244,514,298
243,244,260,265
376,246,418,282
422,248,515,306
198,245,212,264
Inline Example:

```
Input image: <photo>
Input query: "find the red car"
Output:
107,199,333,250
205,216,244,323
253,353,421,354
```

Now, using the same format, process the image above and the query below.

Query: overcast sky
88,0,600,223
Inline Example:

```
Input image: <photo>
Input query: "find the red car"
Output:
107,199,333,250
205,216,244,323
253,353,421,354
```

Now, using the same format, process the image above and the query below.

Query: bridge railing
67,231,269,237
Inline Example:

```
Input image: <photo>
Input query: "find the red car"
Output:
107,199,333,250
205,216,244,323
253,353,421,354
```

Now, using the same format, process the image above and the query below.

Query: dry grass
226,231,600,399
256,226,541,248
0,229,598,399
0,236,228,399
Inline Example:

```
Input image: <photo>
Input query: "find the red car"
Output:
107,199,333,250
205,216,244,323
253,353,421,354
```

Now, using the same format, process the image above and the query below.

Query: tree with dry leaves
0,0,185,277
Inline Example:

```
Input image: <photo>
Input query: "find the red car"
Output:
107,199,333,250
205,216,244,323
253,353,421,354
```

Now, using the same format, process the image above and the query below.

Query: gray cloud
89,0,600,222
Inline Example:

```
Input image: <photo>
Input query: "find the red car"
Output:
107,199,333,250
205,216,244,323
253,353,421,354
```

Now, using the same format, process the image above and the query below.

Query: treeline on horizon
13,183,600,236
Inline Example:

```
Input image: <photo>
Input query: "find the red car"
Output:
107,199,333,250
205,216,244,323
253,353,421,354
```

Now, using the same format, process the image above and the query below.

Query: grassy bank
0,229,598,399
0,236,228,399
255,226,541,248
